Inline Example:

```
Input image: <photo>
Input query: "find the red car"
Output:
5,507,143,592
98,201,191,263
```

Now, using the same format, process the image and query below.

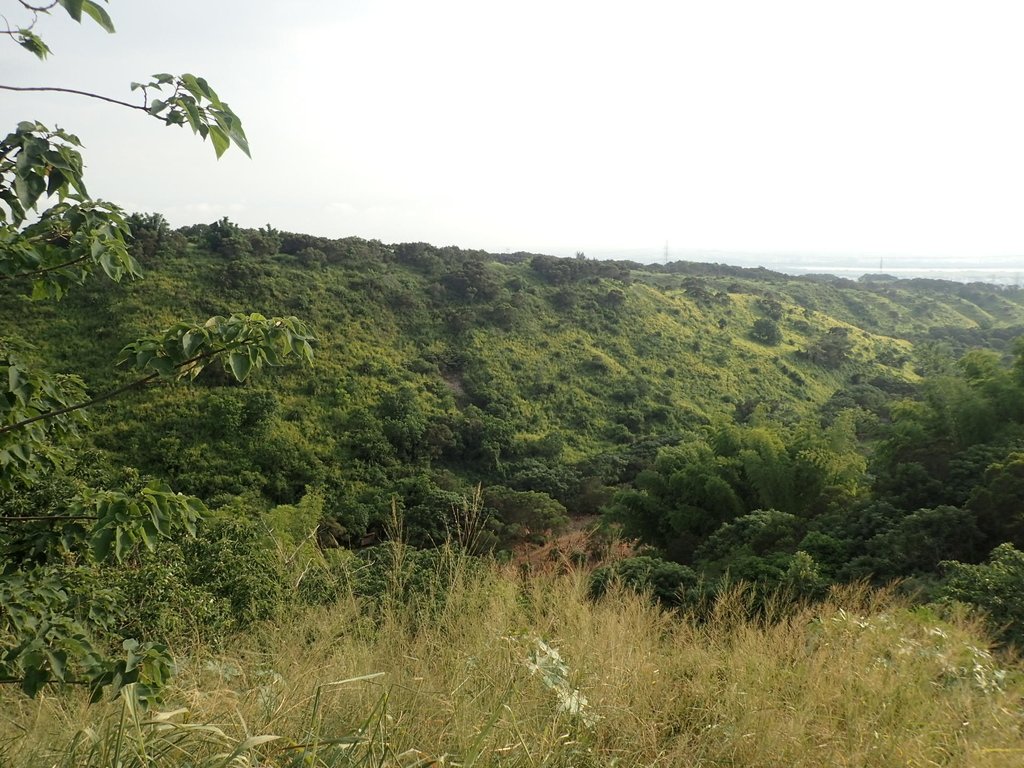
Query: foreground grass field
3,548,1023,767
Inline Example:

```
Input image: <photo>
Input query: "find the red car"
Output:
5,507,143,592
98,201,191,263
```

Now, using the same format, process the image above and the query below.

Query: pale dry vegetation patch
3,551,1023,767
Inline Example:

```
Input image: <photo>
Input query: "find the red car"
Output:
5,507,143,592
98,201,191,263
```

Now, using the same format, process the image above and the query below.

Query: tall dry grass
3,547,1023,766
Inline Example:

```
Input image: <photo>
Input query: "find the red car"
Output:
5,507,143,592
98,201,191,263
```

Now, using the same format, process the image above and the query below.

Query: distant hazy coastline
563,248,1023,287
781,264,1023,286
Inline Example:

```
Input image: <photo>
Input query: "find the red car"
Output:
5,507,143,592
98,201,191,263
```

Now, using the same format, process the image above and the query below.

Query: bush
351,543,480,621
694,510,805,580
94,514,290,644
97,548,229,644
942,543,1024,647
590,555,700,606
181,515,285,630
750,318,782,346
484,485,569,547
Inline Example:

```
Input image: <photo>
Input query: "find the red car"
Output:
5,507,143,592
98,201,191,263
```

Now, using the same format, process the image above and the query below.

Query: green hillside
5,218,1024,550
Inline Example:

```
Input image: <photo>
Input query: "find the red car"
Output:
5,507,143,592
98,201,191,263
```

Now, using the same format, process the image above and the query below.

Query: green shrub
590,555,700,606
97,548,227,643
181,516,285,631
351,543,480,621
750,318,782,345
942,543,1024,647
484,485,569,547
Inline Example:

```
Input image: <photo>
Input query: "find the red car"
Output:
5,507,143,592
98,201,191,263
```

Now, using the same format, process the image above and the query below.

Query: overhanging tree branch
18,2,61,12
0,253,90,282
0,514,98,521
0,371,160,435
0,348,225,436
1,1,264,705
0,84,145,111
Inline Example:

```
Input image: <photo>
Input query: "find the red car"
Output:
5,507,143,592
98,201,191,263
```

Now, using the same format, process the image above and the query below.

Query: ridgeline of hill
5,218,1024,555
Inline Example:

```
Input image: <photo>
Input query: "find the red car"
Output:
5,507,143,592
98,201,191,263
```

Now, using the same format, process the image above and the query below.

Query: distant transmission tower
663,240,669,265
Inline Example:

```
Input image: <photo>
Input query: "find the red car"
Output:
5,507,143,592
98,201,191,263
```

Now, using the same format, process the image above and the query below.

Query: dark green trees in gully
0,1,312,699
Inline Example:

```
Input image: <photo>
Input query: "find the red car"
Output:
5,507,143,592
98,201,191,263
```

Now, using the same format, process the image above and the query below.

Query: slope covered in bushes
5,217,1024,557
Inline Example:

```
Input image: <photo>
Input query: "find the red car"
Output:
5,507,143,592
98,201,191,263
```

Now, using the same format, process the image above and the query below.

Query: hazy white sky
3,0,1024,260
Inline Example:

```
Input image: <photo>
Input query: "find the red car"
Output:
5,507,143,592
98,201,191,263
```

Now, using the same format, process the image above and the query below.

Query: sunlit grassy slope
3,550,1023,767
6,233,1024,470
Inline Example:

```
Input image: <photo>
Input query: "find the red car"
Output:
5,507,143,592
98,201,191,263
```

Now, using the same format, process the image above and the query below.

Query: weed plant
3,546,1024,766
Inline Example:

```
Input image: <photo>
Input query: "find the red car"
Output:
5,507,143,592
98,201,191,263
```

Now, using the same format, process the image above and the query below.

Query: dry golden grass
3,550,1024,767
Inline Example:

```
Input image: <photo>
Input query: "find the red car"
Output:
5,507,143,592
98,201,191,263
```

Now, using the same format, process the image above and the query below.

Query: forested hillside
5,218,1024,593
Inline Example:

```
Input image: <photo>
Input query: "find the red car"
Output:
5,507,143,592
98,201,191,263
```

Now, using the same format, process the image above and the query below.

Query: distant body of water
779,264,1023,287
758,255,1023,287
573,248,1024,287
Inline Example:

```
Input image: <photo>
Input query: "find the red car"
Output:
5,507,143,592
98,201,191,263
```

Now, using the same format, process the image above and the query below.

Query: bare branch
0,371,160,436
0,14,25,36
0,253,91,282
0,515,98,522
0,84,145,112
17,2,59,12
0,348,226,436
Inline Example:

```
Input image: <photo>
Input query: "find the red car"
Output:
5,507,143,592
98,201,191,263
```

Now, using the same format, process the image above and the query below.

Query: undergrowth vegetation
3,546,1023,767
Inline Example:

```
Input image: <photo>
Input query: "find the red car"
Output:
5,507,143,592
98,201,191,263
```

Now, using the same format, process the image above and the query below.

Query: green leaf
8,364,26,396
57,0,86,22
180,73,212,99
179,97,202,131
46,650,68,682
46,168,67,197
227,351,253,381
181,330,204,357
148,357,175,377
90,526,115,562
141,519,159,552
81,0,116,32
114,525,127,559
214,110,251,158
208,125,230,159
22,665,49,698
13,175,33,209
16,30,51,60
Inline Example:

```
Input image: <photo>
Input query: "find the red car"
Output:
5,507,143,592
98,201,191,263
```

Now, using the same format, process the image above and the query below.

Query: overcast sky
3,0,1024,261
